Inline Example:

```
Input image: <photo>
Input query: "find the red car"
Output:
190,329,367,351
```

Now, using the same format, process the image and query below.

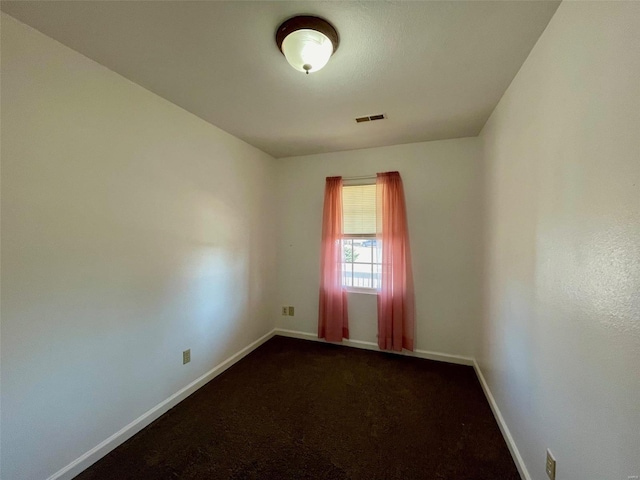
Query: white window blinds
342,184,376,236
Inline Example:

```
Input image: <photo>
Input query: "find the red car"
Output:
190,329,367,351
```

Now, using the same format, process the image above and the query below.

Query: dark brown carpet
75,336,520,480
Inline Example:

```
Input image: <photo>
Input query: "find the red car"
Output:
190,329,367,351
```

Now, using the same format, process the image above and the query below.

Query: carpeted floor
75,336,520,480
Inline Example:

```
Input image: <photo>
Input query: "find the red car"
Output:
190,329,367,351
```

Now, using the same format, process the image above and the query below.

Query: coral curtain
318,177,349,341
377,172,415,351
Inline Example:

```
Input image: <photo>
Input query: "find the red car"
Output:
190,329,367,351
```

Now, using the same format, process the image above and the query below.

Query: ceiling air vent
355,113,386,123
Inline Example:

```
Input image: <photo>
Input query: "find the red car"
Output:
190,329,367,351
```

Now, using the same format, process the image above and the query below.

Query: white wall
0,14,276,480
275,138,483,357
479,2,640,479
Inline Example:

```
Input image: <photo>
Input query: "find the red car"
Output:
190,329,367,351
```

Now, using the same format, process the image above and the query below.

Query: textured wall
479,2,640,479
1,15,276,479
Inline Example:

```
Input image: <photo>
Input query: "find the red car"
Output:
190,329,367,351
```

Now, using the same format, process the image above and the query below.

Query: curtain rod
342,174,376,180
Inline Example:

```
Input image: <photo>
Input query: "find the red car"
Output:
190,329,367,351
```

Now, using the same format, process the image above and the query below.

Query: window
341,183,380,290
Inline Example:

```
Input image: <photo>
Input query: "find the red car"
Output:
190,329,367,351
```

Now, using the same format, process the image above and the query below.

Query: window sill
344,287,378,295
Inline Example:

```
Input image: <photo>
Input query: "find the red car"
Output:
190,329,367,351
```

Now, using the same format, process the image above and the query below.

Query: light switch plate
546,449,556,480
183,349,191,365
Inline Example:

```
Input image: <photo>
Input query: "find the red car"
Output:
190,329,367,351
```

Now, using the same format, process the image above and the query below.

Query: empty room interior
1,1,639,479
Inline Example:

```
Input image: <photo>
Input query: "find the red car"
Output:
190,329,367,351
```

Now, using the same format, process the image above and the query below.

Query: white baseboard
274,328,474,366
46,328,526,480
47,329,277,480
473,360,530,480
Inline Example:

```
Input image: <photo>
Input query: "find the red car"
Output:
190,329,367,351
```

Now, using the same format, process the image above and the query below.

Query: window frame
341,180,379,293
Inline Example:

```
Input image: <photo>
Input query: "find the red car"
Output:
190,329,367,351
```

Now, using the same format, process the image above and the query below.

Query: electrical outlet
282,306,288,316
288,306,295,316
545,449,556,480
183,349,191,365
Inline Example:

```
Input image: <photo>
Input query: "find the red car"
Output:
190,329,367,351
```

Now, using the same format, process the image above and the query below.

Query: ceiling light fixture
275,16,339,75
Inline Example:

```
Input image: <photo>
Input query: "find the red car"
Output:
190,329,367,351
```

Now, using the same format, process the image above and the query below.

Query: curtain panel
377,171,415,351
318,176,349,341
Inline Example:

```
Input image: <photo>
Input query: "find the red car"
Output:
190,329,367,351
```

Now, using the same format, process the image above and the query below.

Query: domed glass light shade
276,16,339,75
281,29,333,74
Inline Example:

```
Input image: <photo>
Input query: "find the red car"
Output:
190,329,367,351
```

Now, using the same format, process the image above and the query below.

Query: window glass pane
341,237,381,290
353,262,371,288
372,240,380,264
373,263,381,289
354,242,370,264
342,262,353,287
343,238,355,263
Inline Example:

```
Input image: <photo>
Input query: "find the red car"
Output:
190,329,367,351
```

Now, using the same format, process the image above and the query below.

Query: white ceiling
1,1,560,158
